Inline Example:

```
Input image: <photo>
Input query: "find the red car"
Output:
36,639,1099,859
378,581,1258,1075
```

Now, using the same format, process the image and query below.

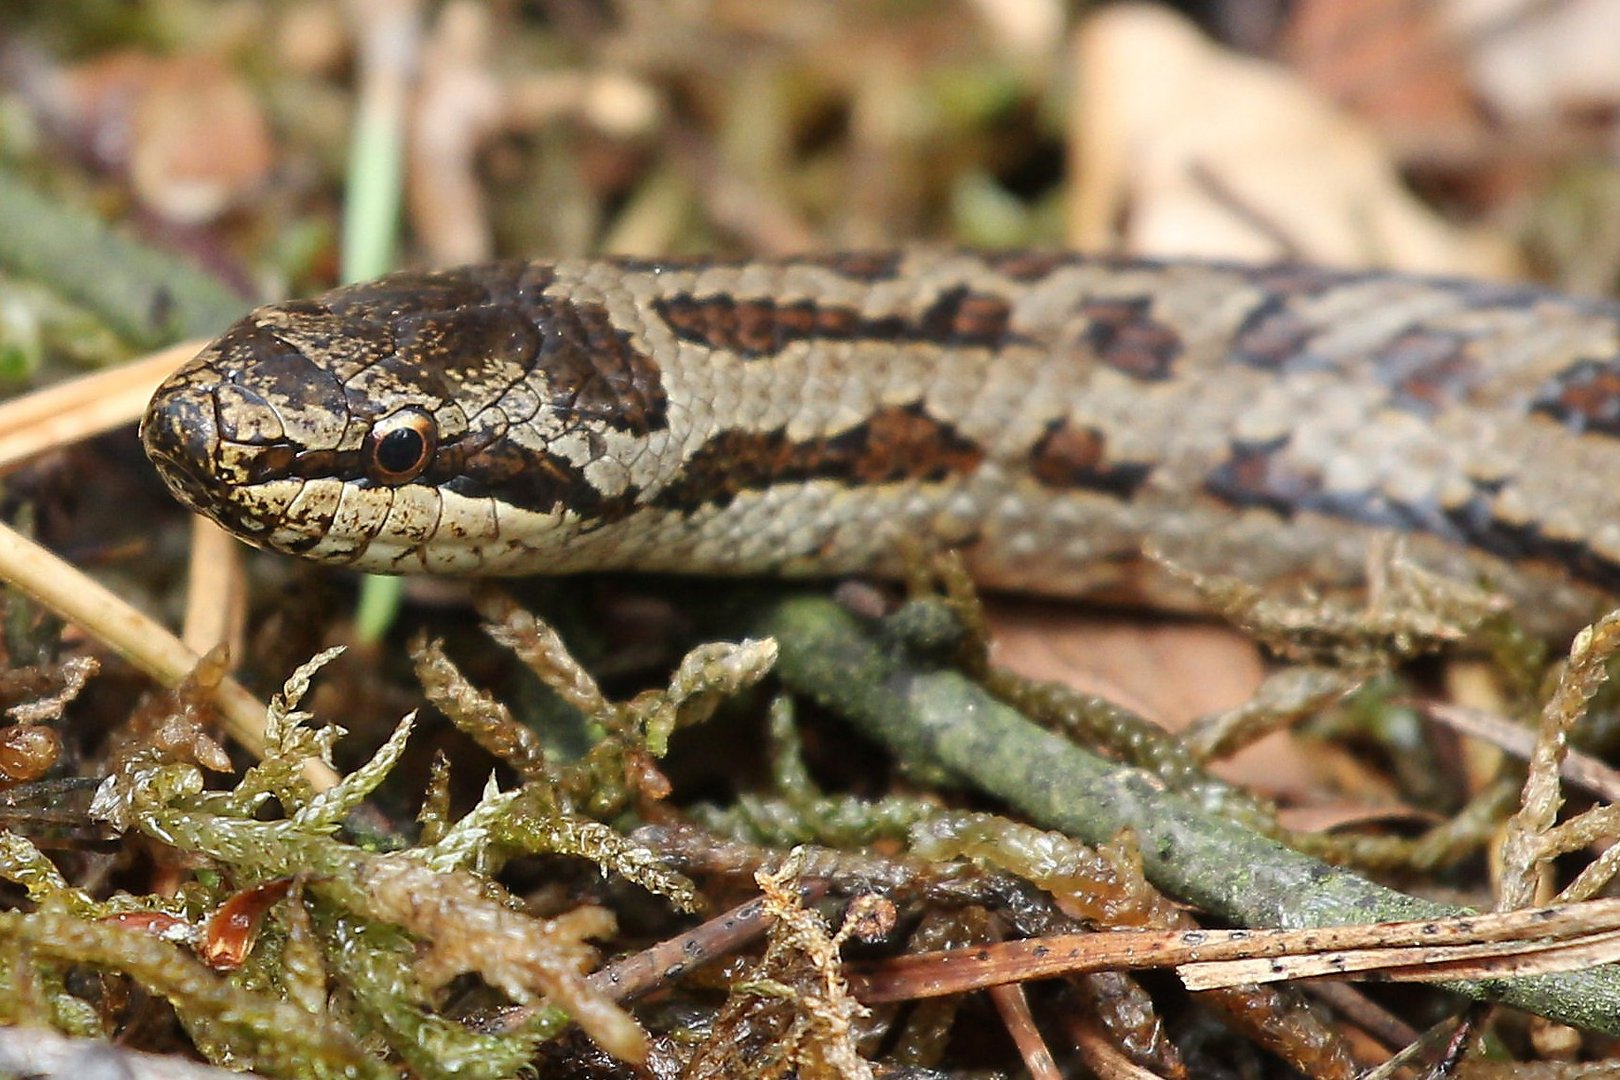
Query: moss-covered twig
708,590,1620,1035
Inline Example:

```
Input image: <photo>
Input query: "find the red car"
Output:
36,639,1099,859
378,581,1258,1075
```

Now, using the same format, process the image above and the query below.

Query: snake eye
366,409,438,485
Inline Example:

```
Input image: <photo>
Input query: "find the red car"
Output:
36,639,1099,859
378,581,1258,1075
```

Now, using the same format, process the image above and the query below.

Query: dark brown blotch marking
1228,264,1380,371
1077,297,1183,381
529,296,668,435
1027,419,1152,498
1230,298,1318,371
1205,437,1450,533
652,403,985,514
368,282,668,437
441,435,639,523
843,403,986,484
1235,303,1482,410
240,321,350,405
799,251,904,282
1204,438,1620,594
1376,329,1481,414
654,288,1021,360
1202,436,1323,518
1531,358,1620,437
917,288,1014,348
654,295,817,357
984,251,1078,282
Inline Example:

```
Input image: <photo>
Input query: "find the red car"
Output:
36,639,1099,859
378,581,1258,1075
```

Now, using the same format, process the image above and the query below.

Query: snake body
141,250,1620,634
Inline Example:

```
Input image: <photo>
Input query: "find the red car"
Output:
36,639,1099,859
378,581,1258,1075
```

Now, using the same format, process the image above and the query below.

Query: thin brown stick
0,520,339,790
989,980,1062,1080
181,518,247,662
850,898,1620,1003
1063,1012,1170,1080
1426,702,1620,802
0,342,199,473
588,885,826,1003
1180,928,1620,990
1305,982,1421,1051
486,882,830,1036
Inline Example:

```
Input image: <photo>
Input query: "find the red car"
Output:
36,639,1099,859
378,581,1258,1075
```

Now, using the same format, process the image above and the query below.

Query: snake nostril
140,380,220,495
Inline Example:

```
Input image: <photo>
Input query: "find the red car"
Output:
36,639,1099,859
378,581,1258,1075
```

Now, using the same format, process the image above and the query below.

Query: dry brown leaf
984,600,1317,799
1445,0,1620,123
35,51,273,223
1069,2,1520,276
1274,801,1443,837
1281,0,1480,147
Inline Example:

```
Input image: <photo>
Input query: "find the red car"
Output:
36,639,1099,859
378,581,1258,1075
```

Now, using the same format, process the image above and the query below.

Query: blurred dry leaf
277,0,351,77
1281,0,1481,152
1069,2,1520,276
985,601,1318,800
1275,801,1443,836
963,0,1065,59
410,1,503,264
35,51,273,224
1445,0,1620,123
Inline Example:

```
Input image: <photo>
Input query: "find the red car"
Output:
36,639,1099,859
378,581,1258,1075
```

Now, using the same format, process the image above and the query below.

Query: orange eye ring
365,409,438,485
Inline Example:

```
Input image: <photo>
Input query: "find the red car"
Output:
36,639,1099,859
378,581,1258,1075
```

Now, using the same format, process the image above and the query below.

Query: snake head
141,262,664,574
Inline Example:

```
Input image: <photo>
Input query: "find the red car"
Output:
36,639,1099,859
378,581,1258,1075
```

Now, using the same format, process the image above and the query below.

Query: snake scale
140,249,1620,636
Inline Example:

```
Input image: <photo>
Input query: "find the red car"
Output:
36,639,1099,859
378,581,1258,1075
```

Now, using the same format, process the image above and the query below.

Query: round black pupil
376,427,425,475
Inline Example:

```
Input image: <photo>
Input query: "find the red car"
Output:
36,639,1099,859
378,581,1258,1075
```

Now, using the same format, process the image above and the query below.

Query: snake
139,249,1620,637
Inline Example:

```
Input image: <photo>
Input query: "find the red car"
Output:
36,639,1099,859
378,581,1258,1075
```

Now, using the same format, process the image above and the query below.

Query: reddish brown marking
1028,419,1152,497
1236,306,1484,411
1532,359,1620,436
652,403,985,513
656,296,829,357
1078,298,1183,381
919,289,1014,346
848,404,985,483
